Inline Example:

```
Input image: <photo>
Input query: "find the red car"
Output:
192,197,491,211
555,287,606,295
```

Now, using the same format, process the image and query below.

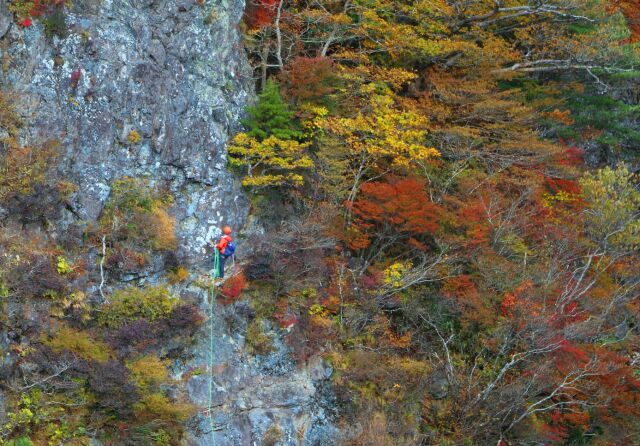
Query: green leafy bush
6,437,34,446
98,286,177,328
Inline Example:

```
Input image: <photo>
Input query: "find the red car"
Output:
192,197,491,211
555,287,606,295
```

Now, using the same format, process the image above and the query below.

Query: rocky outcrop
0,0,251,263
1,1,341,444
180,285,339,446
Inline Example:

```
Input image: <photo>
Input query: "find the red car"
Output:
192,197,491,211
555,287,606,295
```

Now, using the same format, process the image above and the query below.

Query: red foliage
544,177,581,195
219,272,248,304
500,280,533,317
349,177,440,248
556,145,584,167
555,338,590,372
243,0,278,29
29,0,65,17
20,18,33,27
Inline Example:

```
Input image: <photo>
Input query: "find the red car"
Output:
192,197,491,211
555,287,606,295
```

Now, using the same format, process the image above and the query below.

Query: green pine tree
242,80,302,141
229,79,313,188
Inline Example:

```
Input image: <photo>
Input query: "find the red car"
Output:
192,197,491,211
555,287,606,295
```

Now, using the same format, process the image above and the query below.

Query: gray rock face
179,285,340,446
0,0,251,263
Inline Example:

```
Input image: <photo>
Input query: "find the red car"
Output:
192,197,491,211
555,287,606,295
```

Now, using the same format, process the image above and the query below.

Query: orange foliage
348,178,439,249
280,56,335,102
500,281,534,317
457,199,491,248
219,272,248,304
609,0,640,42
243,0,278,29
442,275,494,325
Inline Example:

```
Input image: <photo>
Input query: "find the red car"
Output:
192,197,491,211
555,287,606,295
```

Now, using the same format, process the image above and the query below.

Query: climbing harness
207,252,220,445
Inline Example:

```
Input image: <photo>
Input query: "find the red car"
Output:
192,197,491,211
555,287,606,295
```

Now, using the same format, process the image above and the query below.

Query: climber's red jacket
215,235,233,254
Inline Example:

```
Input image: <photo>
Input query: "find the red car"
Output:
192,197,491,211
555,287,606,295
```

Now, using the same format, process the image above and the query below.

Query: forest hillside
1,0,639,445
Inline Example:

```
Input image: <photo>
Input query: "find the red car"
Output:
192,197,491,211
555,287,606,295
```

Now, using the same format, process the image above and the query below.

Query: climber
212,225,235,284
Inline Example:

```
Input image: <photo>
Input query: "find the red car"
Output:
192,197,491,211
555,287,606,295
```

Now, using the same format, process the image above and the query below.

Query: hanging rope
207,251,220,446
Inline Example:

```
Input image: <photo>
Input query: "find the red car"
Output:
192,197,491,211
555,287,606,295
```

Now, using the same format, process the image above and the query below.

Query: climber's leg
218,253,226,279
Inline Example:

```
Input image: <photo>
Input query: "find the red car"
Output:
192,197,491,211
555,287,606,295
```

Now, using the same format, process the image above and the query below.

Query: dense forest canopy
0,0,639,445
234,0,640,444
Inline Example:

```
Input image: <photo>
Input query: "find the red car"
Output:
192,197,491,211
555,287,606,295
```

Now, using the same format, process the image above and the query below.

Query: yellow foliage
382,262,413,288
42,326,111,362
56,256,73,275
127,355,170,391
127,130,142,144
145,207,178,250
229,133,313,188
580,165,640,249
168,266,189,284
132,392,191,423
321,92,439,174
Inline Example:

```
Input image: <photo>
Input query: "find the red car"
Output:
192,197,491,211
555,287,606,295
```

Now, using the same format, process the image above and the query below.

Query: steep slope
1,0,249,262
0,1,338,445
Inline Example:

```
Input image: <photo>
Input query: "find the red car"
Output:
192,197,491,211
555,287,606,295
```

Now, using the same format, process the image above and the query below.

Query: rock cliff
1,0,250,263
0,1,338,444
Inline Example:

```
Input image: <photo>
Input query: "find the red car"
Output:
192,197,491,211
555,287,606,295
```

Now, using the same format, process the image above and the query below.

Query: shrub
8,0,68,38
6,437,34,446
127,129,142,144
0,139,59,204
167,266,189,284
56,256,73,274
262,424,284,446
0,92,22,137
245,318,274,355
42,325,112,362
145,207,177,250
88,360,139,414
99,177,177,252
98,286,177,328
132,392,191,424
42,7,66,39
105,247,147,274
166,304,204,331
127,355,169,391
219,272,248,304
9,254,67,299
113,319,156,352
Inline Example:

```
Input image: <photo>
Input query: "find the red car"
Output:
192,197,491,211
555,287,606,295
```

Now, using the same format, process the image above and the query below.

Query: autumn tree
228,80,313,188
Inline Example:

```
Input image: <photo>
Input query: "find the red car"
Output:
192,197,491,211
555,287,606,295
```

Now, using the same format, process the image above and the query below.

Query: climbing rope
207,251,220,446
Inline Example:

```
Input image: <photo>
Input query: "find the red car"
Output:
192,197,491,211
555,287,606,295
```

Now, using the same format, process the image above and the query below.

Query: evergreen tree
229,80,312,187
242,80,302,141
